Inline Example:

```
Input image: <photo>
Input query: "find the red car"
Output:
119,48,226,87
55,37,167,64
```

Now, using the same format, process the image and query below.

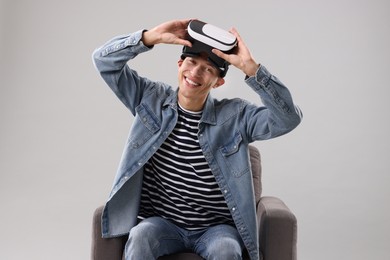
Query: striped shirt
138,105,234,230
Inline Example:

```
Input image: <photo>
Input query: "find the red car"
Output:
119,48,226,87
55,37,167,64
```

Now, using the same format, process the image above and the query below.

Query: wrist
243,61,260,77
142,30,159,47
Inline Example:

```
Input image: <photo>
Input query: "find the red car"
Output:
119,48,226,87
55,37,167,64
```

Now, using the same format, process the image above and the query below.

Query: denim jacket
92,30,302,260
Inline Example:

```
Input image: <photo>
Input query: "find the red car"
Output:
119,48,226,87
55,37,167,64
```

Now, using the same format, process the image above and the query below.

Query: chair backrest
249,145,262,204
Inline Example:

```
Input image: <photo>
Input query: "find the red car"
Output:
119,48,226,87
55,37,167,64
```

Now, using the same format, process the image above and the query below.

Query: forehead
184,55,216,68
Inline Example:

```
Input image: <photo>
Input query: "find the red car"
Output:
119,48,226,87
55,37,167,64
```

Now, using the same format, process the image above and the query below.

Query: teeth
186,77,200,86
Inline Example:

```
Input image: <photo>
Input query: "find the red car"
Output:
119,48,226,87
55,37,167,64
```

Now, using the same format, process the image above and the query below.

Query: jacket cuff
245,65,272,89
100,30,151,57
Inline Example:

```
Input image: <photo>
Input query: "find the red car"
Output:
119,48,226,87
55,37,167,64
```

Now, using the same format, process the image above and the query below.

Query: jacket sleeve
92,30,154,115
244,65,303,141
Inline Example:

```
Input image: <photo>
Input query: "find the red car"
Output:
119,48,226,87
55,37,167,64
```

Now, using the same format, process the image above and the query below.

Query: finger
212,49,230,62
229,27,240,39
229,27,246,47
178,39,192,47
177,18,197,29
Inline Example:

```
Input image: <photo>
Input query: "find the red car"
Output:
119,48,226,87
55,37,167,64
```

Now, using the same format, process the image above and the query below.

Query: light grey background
1,0,389,259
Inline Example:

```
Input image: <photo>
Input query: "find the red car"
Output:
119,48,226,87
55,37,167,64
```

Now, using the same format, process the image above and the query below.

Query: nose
191,65,202,77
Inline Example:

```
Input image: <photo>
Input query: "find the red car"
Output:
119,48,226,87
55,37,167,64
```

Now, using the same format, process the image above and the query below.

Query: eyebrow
202,59,219,72
188,56,217,71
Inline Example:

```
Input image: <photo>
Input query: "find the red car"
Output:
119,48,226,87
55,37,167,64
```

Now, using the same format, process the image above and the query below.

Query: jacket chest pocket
219,131,249,177
128,104,161,148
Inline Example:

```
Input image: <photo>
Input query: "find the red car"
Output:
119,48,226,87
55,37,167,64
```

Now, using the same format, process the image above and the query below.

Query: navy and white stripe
138,105,233,230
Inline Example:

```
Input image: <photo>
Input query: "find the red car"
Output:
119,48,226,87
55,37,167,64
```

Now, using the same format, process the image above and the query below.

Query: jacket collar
163,89,178,110
200,94,217,125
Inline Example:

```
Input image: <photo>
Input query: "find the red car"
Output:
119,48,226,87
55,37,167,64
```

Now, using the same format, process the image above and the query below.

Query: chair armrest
91,205,127,260
257,196,297,260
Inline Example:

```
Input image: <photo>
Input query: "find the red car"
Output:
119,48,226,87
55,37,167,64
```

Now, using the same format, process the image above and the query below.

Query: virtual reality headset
181,20,237,77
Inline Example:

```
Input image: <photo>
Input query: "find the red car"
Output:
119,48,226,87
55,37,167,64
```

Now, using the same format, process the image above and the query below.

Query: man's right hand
142,19,193,47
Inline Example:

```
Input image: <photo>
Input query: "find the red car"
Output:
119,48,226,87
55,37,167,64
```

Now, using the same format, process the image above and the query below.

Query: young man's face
177,56,225,111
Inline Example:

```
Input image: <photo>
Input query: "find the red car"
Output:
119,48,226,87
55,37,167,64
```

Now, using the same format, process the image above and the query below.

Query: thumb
212,49,237,66
212,49,229,62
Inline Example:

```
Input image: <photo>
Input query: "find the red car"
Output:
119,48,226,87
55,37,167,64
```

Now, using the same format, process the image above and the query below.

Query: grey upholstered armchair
91,145,297,260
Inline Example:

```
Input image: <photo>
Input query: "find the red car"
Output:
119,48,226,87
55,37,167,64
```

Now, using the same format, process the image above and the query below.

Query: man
92,19,302,260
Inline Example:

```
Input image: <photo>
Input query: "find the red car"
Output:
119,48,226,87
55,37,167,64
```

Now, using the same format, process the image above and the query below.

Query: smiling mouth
185,77,201,87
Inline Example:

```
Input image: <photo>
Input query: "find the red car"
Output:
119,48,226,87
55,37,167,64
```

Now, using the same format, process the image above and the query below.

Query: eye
205,66,217,75
187,58,196,64
205,67,213,73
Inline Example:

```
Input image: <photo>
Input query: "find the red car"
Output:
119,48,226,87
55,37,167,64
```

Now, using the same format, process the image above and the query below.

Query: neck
178,102,203,114
177,96,206,112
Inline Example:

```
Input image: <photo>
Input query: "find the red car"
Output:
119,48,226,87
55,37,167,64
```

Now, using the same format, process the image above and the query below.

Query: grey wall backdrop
1,0,389,259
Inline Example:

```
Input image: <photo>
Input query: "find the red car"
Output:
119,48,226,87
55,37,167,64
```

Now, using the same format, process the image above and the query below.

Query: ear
213,77,225,89
178,59,184,67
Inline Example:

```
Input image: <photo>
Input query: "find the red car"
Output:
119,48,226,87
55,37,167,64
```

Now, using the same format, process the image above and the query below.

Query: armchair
91,145,297,260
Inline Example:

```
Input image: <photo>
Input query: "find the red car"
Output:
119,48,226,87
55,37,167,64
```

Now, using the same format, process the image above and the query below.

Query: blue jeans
125,216,244,260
